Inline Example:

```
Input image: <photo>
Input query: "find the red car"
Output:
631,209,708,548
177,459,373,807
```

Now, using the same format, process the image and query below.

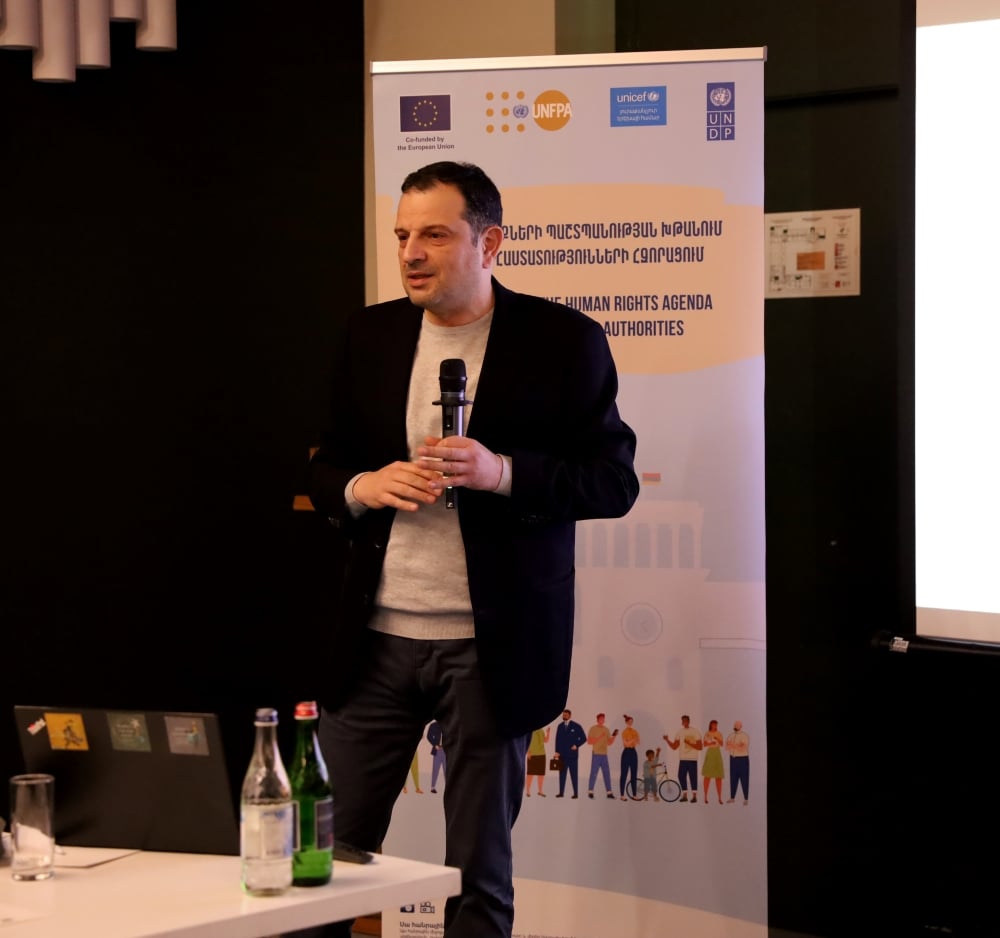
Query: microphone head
439,358,467,393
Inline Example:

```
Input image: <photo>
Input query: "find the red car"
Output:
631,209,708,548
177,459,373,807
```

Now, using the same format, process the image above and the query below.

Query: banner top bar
371,47,767,75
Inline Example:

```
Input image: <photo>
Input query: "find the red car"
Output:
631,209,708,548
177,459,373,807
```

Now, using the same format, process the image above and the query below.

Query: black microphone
433,358,472,509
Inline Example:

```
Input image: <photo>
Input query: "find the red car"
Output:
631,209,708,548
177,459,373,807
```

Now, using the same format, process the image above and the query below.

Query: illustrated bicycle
625,763,682,803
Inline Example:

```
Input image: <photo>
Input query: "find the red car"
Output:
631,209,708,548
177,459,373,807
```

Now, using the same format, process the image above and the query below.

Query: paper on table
13,825,53,856
54,845,140,868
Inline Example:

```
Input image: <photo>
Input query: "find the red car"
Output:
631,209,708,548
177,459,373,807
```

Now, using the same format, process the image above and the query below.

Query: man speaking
307,161,639,938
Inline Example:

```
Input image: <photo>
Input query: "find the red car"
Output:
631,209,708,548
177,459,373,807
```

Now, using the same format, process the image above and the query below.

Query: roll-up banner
372,48,767,938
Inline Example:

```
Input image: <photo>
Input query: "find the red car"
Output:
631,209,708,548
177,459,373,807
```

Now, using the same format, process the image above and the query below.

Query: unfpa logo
533,89,573,131
485,89,529,134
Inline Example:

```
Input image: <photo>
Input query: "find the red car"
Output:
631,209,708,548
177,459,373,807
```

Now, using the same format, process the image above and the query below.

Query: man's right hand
352,461,444,511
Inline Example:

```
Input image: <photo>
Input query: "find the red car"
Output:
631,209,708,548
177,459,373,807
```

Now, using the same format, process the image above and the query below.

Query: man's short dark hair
402,161,503,242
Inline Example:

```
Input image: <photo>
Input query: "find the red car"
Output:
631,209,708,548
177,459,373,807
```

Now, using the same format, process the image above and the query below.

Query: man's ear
481,225,504,267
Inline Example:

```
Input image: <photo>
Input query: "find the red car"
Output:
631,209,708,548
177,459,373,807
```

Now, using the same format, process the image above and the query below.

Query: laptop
13,704,239,855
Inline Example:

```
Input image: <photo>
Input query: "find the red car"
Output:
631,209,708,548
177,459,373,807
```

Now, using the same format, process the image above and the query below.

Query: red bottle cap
294,701,319,719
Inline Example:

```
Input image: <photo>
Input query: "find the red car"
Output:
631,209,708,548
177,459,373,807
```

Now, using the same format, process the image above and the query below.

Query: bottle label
241,803,294,859
292,796,334,851
315,796,334,850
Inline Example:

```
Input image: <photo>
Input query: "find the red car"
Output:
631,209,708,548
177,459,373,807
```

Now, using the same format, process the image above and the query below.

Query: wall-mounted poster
766,207,861,298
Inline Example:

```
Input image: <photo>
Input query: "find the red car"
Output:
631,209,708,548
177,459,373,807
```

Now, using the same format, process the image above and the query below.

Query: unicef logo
512,103,529,120
709,86,732,107
648,90,661,103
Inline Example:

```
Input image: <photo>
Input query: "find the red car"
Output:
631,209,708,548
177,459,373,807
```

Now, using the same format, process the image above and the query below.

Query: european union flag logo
400,95,451,132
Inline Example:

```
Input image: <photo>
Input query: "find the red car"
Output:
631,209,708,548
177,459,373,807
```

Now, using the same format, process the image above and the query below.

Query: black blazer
307,279,639,737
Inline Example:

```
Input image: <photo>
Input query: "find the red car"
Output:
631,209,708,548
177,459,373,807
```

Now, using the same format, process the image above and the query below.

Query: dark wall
1,3,364,800
5,5,997,935
619,3,997,937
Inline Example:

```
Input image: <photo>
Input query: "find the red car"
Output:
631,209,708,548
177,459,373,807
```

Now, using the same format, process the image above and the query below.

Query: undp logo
533,89,573,131
709,85,733,107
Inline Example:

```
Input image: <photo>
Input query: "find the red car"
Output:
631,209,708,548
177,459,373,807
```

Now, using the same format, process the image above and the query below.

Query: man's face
562,711,570,722
394,182,491,323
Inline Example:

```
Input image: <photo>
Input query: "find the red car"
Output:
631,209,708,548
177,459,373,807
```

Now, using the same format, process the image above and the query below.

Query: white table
0,849,460,937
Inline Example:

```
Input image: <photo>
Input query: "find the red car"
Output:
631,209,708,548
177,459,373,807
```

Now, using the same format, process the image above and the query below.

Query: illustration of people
618,714,640,800
701,719,725,804
664,714,702,802
642,746,661,801
402,748,423,794
586,712,618,799
525,726,550,797
554,709,587,798
427,720,445,793
726,719,750,804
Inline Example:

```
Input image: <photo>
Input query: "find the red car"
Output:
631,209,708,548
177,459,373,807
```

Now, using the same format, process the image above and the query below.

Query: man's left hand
416,435,503,492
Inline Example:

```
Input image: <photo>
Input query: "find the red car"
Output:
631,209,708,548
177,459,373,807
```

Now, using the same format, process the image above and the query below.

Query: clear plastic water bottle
240,707,294,895
290,700,333,885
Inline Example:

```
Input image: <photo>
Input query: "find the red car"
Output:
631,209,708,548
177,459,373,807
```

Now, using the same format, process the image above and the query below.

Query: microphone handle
444,405,465,437
439,394,467,509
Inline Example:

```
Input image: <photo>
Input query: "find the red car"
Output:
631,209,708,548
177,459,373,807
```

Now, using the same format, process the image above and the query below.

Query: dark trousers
619,747,638,796
316,630,529,938
558,755,579,795
678,758,698,792
729,755,750,799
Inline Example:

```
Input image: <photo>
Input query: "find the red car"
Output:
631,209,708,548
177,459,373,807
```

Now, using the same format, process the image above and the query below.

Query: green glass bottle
290,700,333,885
